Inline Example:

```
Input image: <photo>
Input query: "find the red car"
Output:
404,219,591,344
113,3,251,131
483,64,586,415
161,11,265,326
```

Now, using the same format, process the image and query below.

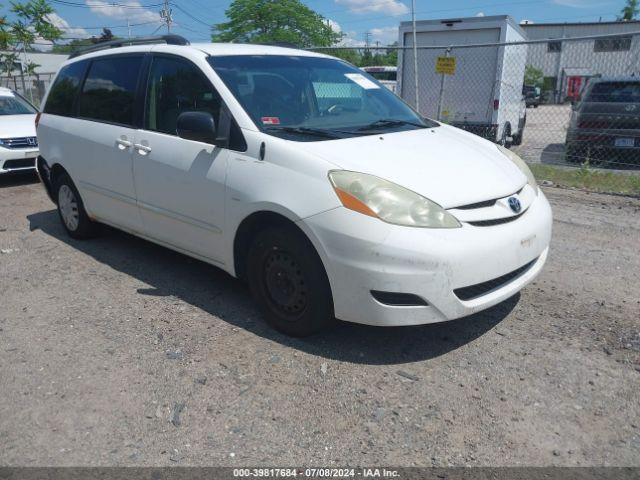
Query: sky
3,0,632,49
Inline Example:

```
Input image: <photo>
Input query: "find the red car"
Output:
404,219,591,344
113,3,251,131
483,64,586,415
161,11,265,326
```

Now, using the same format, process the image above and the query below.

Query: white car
36,36,552,336
0,87,39,175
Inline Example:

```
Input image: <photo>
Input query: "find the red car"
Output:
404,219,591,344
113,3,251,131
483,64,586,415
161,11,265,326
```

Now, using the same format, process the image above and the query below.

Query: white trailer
398,15,528,145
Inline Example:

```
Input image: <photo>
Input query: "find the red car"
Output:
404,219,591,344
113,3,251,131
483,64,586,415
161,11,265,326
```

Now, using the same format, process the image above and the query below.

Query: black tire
564,143,584,164
499,123,512,148
512,118,525,146
511,131,523,146
53,172,100,239
247,226,334,337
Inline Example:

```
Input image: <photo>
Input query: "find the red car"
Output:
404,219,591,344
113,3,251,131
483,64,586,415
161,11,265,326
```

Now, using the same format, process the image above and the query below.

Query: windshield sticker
261,116,280,125
344,73,380,90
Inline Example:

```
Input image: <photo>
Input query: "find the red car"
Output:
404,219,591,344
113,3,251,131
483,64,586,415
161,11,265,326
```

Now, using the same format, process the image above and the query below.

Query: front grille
467,210,526,227
3,158,36,170
453,188,523,211
0,137,38,149
455,199,497,210
454,258,537,301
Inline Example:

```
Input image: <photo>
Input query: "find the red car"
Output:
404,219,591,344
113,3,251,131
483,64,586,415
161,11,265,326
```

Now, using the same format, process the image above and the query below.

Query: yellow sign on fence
435,56,456,75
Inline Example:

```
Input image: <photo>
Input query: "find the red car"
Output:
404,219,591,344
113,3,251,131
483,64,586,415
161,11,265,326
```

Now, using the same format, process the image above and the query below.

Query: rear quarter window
43,61,88,116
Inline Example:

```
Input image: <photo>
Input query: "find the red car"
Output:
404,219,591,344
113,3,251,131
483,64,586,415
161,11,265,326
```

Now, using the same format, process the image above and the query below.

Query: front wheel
247,226,334,337
54,173,100,239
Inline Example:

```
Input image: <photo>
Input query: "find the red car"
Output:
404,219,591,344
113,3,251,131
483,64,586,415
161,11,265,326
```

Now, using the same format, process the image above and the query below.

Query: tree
212,0,342,48
0,0,62,96
524,65,544,88
620,0,639,20
51,37,92,53
52,29,121,54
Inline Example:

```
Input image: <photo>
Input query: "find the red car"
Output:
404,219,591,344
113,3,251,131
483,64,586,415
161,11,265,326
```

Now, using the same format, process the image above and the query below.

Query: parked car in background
565,77,640,166
361,66,398,93
523,85,540,108
37,36,551,337
0,87,39,175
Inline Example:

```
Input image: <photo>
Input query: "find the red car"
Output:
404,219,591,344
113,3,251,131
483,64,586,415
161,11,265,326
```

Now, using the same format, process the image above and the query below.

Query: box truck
398,15,528,145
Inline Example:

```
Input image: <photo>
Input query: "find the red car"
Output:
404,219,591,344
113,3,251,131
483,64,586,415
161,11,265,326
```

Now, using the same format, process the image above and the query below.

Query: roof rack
68,34,190,59
258,42,299,49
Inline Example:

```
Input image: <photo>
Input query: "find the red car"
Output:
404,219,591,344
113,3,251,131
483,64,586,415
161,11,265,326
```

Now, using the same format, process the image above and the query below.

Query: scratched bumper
299,191,552,327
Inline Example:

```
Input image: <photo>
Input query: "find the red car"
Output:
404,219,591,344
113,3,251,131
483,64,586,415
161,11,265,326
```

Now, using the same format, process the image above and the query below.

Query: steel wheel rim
58,185,79,231
263,248,308,319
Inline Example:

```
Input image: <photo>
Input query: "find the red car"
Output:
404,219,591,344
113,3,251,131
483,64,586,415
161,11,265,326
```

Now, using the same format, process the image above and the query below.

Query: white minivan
36,36,552,336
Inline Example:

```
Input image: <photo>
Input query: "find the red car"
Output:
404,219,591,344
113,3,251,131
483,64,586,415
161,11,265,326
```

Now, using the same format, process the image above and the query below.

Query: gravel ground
1,172,639,467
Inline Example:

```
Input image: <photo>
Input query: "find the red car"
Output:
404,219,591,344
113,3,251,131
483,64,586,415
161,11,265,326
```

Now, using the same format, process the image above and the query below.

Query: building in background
521,20,640,103
0,51,68,105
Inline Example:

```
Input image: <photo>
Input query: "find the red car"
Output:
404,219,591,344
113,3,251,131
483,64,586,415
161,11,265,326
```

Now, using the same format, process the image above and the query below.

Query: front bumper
299,191,552,327
0,147,39,174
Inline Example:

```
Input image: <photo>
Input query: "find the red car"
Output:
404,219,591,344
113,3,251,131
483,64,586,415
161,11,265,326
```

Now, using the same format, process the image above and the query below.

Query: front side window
77,55,143,126
0,91,37,115
210,55,434,141
145,56,221,135
44,61,87,116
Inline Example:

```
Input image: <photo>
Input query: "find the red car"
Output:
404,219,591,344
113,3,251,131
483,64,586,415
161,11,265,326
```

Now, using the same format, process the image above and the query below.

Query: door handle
115,138,132,150
134,143,152,155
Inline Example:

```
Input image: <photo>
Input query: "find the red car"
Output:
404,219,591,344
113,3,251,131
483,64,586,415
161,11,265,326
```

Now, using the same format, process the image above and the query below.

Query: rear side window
77,56,143,126
587,82,640,103
44,61,87,116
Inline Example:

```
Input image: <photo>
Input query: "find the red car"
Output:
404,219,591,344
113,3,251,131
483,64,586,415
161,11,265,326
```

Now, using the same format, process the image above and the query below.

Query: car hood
0,114,36,138
303,124,527,209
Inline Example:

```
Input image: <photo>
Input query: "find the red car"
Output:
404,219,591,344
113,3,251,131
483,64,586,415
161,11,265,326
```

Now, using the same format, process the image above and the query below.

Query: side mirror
177,111,217,144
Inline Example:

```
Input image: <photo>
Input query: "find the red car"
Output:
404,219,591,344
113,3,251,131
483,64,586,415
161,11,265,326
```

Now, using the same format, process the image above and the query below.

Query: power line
171,2,212,28
50,0,164,9
56,19,159,30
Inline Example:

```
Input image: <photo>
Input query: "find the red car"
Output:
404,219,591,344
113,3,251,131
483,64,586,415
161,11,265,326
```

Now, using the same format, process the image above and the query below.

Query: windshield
587,82,640,103
209,55,436,141
0,91,37,115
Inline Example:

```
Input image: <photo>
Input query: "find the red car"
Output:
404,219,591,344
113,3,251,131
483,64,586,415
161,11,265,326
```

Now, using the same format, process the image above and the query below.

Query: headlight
497,145,538,195
328,170,460,228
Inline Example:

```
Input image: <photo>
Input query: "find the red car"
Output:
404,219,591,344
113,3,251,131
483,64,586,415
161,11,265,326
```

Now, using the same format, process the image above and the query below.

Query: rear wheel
499,123,512,148
54,173,100,239
247,226,334,337
565,143,585,164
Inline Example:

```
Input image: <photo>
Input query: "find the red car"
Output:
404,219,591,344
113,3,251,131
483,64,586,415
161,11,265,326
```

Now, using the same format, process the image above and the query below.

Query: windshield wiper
264,126,342,139
356,119,429,131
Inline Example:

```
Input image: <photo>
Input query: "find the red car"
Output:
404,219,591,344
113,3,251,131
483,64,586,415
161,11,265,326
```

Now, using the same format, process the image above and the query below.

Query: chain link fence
314,32,640,196
1,72,56,108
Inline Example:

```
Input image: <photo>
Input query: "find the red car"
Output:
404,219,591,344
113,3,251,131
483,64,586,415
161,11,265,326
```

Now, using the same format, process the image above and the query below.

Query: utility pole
127,18,131,38
364,31,371,50
411,0,420,112
159,0,173,34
